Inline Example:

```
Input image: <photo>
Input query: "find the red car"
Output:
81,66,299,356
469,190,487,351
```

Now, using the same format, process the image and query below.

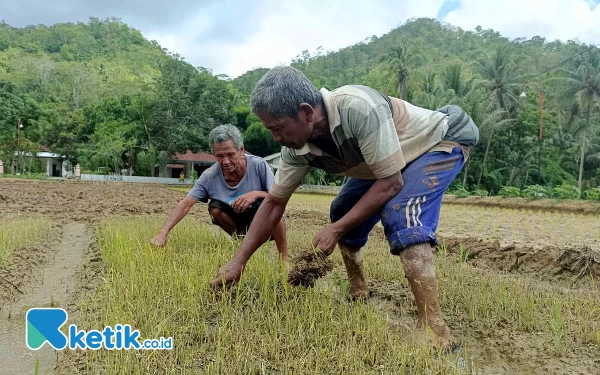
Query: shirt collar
320,87,341,133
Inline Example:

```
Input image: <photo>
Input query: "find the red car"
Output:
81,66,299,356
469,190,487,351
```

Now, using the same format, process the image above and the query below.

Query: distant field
0,179,598,374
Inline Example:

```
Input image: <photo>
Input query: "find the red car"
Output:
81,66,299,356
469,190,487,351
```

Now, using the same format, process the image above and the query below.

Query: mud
366,279,600,375
284,209,330,226
0,223,91,375
439,236,600,287
287,248,335,287
0,179,207,224
0,227,60,306
443,195,600,215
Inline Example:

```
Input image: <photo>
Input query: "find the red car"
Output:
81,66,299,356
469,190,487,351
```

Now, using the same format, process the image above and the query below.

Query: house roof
166,163,184,169
171,150,216,163
170,149,253,163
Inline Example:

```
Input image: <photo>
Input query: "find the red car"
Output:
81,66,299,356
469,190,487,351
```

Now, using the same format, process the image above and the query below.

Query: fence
80,174,193,185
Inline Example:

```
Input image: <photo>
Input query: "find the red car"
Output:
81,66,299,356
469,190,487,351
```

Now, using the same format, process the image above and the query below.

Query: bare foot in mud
340,245,370,300
410,316,455,352
348,277,369,300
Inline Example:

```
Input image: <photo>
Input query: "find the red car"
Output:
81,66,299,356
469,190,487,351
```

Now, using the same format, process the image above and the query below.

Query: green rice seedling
457,244,470,263
551,300,564,351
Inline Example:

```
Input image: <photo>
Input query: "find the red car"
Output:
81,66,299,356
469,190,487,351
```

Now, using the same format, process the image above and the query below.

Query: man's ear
240,145,245,154
299,103,315,123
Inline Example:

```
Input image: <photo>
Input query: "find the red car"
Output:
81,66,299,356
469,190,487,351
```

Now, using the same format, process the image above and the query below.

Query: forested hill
234,18,600,197
0,18,239,176
1,17,598,198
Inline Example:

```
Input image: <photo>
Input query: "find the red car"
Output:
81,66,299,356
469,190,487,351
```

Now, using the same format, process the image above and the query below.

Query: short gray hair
208,124,243,152
250,65,322,119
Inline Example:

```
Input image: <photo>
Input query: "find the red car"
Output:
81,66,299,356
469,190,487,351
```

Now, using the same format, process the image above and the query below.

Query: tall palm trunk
478,129,495,187
578,104,591,195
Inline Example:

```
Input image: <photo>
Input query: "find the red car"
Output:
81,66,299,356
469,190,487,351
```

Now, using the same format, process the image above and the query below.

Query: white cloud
143,0,444,78
444,0,600,44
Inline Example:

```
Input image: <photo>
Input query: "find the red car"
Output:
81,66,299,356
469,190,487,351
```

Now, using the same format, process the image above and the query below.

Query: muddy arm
231,193,289,264
332,171,403,236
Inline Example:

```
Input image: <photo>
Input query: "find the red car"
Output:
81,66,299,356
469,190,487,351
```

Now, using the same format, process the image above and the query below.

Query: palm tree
554,49,600,193
474,45,522,110
443,63,463,96
378,44,421,99
477,109,517,187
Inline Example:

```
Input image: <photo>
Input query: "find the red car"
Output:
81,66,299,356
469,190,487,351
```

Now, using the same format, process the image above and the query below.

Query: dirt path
0,223,91,375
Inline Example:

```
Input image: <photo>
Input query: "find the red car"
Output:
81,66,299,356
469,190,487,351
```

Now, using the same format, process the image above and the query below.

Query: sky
1,0,599,78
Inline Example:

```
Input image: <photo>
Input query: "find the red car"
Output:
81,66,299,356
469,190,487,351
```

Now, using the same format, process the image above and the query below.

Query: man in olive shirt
209,66,479,349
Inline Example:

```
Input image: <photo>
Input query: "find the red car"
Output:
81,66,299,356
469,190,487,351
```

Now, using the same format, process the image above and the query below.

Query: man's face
212,139,244,173
257,108,314,150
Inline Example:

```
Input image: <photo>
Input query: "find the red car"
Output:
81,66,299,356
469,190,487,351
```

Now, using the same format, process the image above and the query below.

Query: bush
583,187,600,201
522,185,550,199
552,184,580,200
497,186,522,198
470,189,488,197
452,188,470,198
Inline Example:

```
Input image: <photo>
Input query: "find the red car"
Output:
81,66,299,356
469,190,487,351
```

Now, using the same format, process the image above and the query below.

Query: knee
329,196,344,223
209,207,227,225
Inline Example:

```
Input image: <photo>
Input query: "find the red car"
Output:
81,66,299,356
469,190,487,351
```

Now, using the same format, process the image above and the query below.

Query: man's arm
230,190,269,213
150,197,197,246
234,193,288,263
312,171,403,254
333,172,402,235
210,193,289,286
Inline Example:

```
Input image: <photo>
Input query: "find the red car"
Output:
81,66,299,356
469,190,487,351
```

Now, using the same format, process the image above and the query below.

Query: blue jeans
330,146,465,255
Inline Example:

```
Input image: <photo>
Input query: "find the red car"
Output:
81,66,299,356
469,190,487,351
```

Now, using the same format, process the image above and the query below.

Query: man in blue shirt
150,124,288,264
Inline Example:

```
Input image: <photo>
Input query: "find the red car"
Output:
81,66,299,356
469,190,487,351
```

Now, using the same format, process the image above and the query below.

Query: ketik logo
26,308,69,350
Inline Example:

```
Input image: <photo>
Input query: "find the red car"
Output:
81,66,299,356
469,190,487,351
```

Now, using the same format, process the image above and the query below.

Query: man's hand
312,223,344,256
209,259,245,288
150,232,168,247
230,191,261,213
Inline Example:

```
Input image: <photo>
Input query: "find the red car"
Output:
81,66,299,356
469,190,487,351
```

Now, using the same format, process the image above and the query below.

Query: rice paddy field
0,178,599,374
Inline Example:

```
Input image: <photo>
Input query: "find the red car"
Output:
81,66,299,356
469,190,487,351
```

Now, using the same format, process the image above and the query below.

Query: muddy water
0,223,90,375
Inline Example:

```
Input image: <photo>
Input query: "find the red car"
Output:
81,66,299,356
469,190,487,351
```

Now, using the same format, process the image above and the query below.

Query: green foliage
522,185,550,199
242,122,280,157
498,186,522,198
471,189,489,197
2,17,600,185
453,188,471,198
552,184,581,200
583,187,600,201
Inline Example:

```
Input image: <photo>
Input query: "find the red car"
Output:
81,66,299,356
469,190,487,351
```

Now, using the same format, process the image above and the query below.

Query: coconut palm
474,45,522,110
378,44,421,99
553,49,600,193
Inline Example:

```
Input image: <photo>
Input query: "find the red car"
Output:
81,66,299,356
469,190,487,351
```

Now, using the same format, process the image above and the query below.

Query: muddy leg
399,242,452,349
339,244,369,299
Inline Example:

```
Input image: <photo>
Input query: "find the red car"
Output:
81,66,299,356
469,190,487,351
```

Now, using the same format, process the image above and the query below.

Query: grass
0,173,48,180
62,193,600,374
68,217,466,374
0,214,52,266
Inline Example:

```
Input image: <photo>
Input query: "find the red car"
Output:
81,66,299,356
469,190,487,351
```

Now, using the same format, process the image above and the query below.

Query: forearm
334,173,403,235
253,191,269,199
159,199,194,235
232,194,287,264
